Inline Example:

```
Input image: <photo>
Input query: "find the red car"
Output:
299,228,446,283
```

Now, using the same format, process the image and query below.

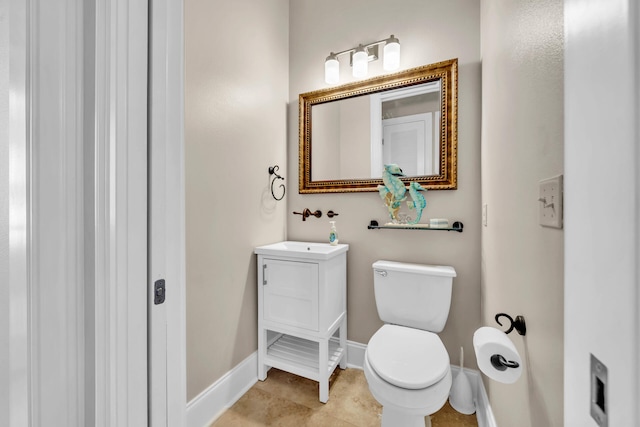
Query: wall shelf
367,220,464,232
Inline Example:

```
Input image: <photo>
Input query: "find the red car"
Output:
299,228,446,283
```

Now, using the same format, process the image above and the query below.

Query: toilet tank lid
373,260,456,277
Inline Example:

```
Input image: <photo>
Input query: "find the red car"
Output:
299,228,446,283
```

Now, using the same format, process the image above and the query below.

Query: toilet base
381,406,432,427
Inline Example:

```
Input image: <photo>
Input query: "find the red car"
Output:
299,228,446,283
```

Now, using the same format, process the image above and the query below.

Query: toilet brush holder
449,346,476,415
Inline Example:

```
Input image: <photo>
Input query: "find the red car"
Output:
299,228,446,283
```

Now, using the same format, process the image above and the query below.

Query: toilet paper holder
490,313,525,372
495,313,527,336
490,354,520,371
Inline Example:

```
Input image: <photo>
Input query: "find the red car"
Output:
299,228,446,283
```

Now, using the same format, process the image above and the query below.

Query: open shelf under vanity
264,333,344,383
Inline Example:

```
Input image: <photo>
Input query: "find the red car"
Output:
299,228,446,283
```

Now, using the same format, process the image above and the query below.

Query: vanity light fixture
324,53,340,84
324,35,401,84
352,45,368,78
383,35,400,70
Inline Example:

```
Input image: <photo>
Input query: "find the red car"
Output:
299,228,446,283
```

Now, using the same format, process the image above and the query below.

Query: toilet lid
367,324,450,390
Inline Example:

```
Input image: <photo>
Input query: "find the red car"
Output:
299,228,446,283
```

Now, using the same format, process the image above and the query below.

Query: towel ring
269,165,285,201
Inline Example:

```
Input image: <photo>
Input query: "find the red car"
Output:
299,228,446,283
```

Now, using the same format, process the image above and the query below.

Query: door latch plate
154,279,166,305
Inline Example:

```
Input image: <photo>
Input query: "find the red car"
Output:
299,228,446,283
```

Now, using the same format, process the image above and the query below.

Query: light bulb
325,53,339,85
352,45,368,78
383,35,400,71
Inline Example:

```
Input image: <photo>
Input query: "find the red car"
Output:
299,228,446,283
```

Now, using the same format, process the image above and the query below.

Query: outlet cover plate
539,175,563,229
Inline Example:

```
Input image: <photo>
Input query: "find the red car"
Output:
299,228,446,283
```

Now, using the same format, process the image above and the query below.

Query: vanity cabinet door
262,258,319,331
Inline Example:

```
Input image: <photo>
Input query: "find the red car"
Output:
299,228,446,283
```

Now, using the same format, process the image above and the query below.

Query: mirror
299,58,457,193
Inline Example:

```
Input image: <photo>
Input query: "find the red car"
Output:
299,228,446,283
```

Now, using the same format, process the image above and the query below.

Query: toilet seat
363,350,452,414
367,324,450,389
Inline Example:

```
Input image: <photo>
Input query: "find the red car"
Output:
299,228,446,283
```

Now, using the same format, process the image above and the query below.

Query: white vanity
254,241,348,403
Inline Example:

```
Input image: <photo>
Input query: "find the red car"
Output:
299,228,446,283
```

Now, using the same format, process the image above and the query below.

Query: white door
1,0,149,425
564,0,640,425
148,0,187,425
381,113,434,176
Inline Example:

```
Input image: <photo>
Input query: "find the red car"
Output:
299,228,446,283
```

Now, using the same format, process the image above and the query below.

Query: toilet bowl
364,261,457,427
364,325,452,426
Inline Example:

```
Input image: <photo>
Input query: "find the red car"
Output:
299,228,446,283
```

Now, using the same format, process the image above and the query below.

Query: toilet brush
448,346,476,415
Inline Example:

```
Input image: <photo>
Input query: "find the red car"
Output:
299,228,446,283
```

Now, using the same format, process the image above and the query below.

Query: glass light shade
352,46,368,78
383,36,400,71
325,54,340,85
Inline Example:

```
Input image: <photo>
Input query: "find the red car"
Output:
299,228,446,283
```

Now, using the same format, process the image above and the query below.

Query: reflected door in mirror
379,112,440,177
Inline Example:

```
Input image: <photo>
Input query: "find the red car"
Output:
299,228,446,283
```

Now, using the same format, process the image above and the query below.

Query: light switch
539,175,563,228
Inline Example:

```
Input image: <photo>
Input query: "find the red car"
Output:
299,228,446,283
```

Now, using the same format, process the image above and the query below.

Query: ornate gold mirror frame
299,58,458,193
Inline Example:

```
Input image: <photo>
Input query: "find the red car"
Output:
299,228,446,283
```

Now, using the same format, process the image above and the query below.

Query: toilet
363,260,457,427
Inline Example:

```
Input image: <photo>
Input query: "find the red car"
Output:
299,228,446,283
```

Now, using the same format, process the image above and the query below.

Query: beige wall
481,1,564,426
185,0,289,401
288,0,482,369
184,2,565,420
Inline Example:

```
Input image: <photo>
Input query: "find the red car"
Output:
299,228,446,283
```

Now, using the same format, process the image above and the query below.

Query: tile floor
211,368,478,427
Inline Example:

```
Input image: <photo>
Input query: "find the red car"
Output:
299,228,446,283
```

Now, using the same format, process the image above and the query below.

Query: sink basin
255,241,349,260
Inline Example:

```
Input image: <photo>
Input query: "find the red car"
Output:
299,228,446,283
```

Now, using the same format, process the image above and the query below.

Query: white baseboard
346,339,367,368
474,373,497,427
449,366,496,427
186,352,258,427
185,341,497,427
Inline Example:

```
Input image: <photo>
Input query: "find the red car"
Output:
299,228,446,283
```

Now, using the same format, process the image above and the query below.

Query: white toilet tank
372,260,456,332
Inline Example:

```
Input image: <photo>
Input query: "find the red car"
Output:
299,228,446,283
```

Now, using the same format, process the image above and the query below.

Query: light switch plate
539,175,563,228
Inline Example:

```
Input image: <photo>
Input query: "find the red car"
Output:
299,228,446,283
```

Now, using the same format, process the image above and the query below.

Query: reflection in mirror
299,59,457,193
372,81,441,178
311,96,371,180
311,82,441,181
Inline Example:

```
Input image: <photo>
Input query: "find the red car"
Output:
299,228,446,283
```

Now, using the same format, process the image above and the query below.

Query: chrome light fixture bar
324,35,401,85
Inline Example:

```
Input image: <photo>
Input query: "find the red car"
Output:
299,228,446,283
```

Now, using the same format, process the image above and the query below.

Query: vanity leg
339,317,347,370
258,328,267,381
319,338,329,403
